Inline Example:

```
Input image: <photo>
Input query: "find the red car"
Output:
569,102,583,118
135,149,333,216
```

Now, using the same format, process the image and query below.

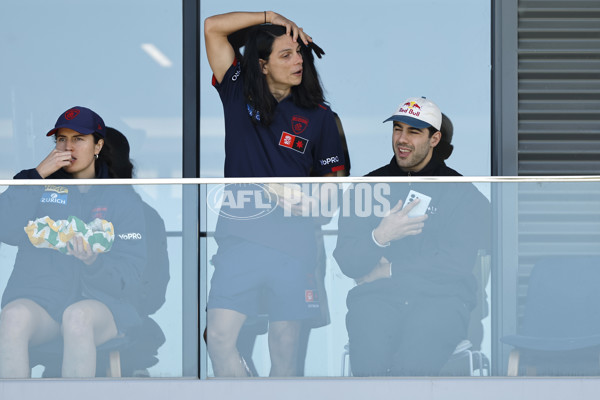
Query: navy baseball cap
46,106,106,138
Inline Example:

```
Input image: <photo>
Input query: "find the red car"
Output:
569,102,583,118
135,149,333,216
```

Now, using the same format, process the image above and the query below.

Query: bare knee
270,331,298,350
62,303,94,339
0,302,37,341
206,309,246,354
206,324,239,353
269,321,300,350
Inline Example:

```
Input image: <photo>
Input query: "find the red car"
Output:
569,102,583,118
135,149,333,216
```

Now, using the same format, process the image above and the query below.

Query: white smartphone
402,190,432,217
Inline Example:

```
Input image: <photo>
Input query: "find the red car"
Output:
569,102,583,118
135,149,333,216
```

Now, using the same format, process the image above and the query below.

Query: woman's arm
204,11,312,84
0,172,47,245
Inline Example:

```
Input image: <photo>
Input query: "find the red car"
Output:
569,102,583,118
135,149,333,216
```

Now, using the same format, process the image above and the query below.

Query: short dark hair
240,25,325,126
430,113,454,161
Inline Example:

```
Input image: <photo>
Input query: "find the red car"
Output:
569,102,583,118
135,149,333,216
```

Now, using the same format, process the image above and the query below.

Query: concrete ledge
2,377,600,400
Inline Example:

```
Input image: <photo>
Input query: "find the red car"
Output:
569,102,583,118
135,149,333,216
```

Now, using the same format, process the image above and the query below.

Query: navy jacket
334,157,491,308
0,165,147,332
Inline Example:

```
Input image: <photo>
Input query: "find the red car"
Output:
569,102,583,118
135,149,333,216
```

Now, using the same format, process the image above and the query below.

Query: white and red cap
383,96,442,131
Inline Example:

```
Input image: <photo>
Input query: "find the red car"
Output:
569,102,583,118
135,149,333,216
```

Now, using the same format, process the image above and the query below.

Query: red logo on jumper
291,115,309,135
91,207,107,219
279,131,309,154
305,290,314,302
64,108,80,120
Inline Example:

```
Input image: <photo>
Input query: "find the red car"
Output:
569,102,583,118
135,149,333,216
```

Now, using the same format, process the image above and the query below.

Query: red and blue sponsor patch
279,131,309,154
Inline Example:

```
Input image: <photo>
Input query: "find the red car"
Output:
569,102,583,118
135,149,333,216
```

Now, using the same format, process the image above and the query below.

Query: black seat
502,256,600,376
30,335,134,378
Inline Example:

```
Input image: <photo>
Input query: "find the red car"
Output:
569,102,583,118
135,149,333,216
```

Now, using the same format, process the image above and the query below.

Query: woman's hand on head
67,236,99,266
268,12,313,45
35,149,72,178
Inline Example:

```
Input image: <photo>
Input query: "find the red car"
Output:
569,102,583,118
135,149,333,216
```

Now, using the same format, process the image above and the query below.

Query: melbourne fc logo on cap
399,101,421,117
64,108,80,120
291,115,309,135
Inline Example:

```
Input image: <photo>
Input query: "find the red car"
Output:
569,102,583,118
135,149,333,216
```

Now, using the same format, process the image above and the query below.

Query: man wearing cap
334,97,490,376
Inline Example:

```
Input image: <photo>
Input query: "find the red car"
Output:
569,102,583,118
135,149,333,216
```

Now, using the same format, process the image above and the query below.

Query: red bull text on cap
383,97,442,130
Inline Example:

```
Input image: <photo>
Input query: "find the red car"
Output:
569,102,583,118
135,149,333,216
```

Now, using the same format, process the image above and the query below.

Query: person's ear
259,58,268,75
430,130,441,148
95,138,104,155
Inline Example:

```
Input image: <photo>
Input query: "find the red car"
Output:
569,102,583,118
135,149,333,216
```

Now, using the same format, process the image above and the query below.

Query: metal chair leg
107,350,122,378
507,349,520,376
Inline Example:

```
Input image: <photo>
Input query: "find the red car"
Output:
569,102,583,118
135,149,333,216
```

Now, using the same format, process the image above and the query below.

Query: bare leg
206,308,248,377
268,320,301,377
0,299,60,378
61,299,117,378
295,323,312,376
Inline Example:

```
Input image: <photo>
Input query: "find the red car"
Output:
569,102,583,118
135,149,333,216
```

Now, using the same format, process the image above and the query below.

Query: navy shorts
207,240,320,321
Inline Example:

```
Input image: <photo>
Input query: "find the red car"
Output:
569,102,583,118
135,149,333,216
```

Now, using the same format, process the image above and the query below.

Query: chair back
521,256,600,339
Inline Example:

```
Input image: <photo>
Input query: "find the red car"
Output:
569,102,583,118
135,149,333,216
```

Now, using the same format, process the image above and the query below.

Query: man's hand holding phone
372,194,429,246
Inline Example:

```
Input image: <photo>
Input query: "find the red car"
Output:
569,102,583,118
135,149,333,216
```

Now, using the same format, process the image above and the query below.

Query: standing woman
0,106,147,378
204,11,345,376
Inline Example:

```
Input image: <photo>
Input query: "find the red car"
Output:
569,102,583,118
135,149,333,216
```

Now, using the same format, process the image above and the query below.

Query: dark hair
333,112,350,176
310,112,350,177
436,113,454,161
241,25,325,126
426,126,437,137
104,127,134,178
90,133,117,178
429,113,454,161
